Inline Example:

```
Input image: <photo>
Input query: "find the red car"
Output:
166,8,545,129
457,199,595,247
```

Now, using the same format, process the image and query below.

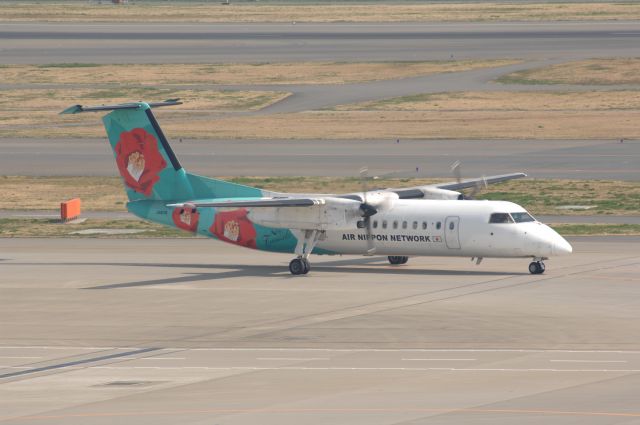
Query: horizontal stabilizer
60,99,182,115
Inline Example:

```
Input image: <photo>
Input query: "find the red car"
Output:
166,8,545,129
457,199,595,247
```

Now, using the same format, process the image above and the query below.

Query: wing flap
167,198,324,209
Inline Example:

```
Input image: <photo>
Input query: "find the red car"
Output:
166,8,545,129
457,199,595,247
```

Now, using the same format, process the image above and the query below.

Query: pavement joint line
402,358,476,361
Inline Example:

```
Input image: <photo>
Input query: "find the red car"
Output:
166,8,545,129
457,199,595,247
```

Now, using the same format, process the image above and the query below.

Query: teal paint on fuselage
127,200,336,255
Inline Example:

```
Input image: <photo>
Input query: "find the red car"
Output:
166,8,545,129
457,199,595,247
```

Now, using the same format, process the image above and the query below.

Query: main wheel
301,258,311,274
388,256,401,265
400,256,409,264
289,258,305,275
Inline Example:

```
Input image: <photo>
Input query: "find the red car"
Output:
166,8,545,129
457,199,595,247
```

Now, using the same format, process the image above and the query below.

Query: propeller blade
467,175,488,199
359,167,376,255
450,160,462,184
365,216,376,255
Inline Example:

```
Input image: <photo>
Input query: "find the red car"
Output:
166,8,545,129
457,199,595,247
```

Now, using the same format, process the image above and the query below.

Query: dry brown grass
0,88,289,133
0,61,519,86
4,109,639,140
498,58,640,85
159,110,640,140
0,176,126,211
2,3,640,23
2,176,639,217
337,91,640,111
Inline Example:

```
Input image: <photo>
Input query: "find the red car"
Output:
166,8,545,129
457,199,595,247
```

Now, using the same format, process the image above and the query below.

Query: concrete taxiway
2,22,640,64
1,237,639,424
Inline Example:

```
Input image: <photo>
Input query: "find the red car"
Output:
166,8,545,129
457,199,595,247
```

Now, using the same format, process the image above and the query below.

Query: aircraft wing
167,198,325,209
388,173,527,199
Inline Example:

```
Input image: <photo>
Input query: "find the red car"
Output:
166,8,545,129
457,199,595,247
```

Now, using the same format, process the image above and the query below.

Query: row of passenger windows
372,220,443,230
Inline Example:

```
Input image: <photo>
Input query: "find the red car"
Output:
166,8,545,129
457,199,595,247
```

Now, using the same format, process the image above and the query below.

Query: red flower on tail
115,128,167,196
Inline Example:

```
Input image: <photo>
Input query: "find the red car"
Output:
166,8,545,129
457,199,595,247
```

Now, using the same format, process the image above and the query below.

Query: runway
1,237,640,424
3,137,638,179
2,22,640,64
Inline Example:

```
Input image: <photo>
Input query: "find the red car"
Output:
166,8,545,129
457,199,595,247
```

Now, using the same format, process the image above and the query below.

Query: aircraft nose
552,235,573,256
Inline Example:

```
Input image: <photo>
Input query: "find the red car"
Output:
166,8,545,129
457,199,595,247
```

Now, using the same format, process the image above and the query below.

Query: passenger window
413,221,418,230
373,220,378,229
382,220,387,229
422,222,427,230
402,221,407,229
489,213,513,224
449,221,455,230
393,221,398,229
436,222,441,230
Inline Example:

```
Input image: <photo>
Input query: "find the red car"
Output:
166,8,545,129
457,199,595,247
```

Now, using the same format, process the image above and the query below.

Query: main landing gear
289,229,322,275
388,256,409,265
528,259,546,275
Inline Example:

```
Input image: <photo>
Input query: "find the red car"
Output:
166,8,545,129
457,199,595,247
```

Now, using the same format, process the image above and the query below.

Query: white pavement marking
550,359,628,363
139,357,185,360
4,366,639,373
403,358,476,361
0,356,42,359
257,357,330,361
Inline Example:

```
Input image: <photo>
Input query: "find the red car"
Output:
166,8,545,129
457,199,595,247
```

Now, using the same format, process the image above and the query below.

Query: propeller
450,160,487,200
359,167,377,255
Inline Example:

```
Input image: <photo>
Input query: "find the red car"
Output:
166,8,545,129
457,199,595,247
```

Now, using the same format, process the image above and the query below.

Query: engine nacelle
419,187,463,200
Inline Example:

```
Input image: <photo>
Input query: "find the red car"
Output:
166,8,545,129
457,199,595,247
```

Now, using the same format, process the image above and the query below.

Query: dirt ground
337,91,640,112
0,61,518,86
2,3,639,23
497,58,640,85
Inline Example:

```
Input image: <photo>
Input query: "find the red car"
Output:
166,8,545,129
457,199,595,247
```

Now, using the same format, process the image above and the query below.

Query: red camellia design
115,128,167,196
172,207,200,233
210,208,257,249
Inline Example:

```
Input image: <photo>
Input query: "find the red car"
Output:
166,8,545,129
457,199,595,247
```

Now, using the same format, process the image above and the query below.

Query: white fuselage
311,199,572,258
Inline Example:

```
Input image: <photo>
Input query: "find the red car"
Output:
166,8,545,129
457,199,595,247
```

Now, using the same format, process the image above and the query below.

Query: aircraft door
444,216,461,249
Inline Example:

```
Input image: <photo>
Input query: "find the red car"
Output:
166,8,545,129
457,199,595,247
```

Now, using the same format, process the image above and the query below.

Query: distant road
2,138,638,180
2,21,640,64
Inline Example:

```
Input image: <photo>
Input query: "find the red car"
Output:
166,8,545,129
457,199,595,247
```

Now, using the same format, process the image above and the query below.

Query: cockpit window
510,212,536,223
489,213,513,224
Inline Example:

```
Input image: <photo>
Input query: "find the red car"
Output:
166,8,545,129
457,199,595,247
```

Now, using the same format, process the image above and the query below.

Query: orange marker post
60,198,81,222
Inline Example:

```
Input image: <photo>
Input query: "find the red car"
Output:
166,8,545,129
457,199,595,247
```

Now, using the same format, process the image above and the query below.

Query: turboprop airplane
62,99,572,275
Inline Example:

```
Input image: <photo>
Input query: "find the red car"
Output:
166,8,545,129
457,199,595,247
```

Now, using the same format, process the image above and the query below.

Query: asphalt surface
2,22,640,64
2,137,638,179
1,237,640,424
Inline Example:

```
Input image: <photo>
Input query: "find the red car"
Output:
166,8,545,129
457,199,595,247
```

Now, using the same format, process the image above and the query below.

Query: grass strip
1,176,639,217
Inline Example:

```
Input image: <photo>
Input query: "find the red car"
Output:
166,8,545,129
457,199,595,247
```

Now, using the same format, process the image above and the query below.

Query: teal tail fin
61,100,263,202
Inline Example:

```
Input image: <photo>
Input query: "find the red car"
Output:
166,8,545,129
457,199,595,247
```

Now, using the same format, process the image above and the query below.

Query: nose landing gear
528,260,545,275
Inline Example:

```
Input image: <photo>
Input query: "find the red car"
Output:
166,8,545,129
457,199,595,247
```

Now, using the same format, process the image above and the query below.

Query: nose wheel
388,256,409,265
528,261,545,275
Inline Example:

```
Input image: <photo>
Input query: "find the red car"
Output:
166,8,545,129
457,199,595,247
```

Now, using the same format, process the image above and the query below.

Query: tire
289,258,305,275
528,262,539,274
400,256,409,264
302,258,311,274
388,256,400,265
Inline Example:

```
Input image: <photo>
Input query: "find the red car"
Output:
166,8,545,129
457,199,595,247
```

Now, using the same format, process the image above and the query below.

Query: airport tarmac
2,137,637,179
1,237,640,424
